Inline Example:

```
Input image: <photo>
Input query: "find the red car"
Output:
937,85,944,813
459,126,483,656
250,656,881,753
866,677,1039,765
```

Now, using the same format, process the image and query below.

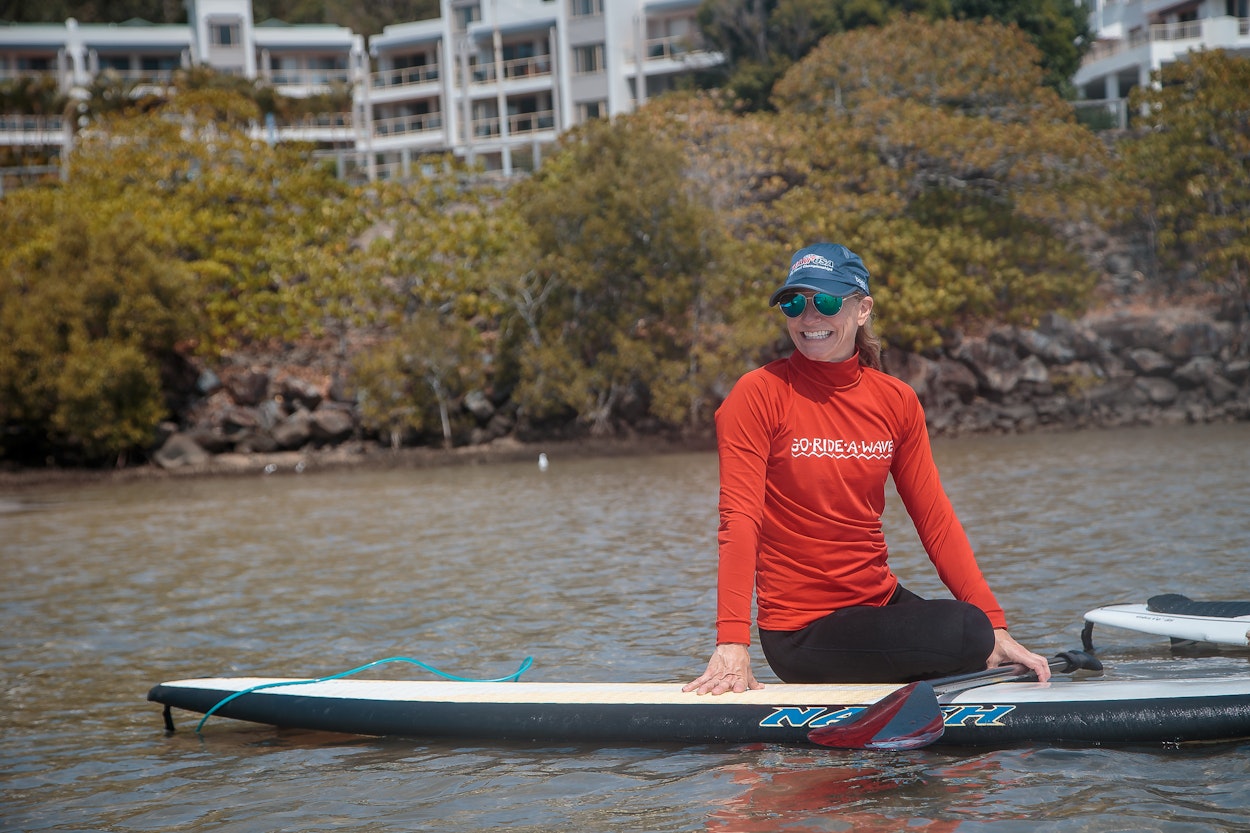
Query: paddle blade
807,682,946,751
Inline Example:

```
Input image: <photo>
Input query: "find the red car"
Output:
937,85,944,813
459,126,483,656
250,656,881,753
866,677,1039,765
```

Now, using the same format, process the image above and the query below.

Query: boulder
953,337,1021,396
280,376,324,411
1173,357,1218,389
272,410,314,449
886,351,940,403
221,367,271,406
1135,377,1179,406
310,406,355,443
1016,328,1077,364
1123,348,1172,376
152,433,210,469
464,390,496,422
935,358,979,403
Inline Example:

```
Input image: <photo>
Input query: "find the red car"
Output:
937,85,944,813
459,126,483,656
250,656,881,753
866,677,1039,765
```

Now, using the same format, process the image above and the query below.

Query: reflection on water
2,423,1248,832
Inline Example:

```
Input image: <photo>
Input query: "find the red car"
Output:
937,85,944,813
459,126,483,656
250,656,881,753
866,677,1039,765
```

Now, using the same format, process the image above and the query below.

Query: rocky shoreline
4,298,1247,489
887,302,1250,436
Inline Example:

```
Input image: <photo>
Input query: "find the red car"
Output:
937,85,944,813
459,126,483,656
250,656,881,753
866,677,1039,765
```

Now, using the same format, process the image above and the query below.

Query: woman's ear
855,295,874,325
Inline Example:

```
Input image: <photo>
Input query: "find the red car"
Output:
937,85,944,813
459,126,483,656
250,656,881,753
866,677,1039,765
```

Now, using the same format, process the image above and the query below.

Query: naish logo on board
791,437,894,460
759,704,1016,729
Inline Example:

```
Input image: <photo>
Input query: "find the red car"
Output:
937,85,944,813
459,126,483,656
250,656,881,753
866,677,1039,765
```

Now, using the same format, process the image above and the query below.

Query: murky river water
3,423,1248,832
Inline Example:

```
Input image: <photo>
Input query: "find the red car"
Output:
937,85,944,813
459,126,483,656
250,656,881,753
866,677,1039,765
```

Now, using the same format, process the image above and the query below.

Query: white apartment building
0,0,719,183
1074,0,1250,127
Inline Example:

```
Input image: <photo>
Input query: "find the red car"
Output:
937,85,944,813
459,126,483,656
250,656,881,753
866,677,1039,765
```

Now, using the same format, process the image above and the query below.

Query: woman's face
783,292,874,364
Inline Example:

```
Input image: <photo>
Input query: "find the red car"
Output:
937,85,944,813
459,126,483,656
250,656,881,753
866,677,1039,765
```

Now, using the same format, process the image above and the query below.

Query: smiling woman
685,242,1051,697
770,244,879,368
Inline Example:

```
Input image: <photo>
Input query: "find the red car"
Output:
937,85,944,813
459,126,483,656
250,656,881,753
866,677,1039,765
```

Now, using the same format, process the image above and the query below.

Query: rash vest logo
791,437,894,460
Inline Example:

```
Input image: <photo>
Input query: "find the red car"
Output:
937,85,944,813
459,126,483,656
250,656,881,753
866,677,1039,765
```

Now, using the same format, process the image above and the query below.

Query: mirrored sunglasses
778,292,845,319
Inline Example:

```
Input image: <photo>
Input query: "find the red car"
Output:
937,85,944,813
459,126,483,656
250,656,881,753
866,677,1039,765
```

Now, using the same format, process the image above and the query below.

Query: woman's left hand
987,629,1052,682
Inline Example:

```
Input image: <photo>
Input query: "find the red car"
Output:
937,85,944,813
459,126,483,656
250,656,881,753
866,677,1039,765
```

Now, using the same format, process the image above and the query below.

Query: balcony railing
507,109,553,134
371,64,439,89
470,109,553,138
1128,19,1203,47
469,54,552,84
645,34,698,61
1087,17,1248,62
280,112,352,129
373,111,443,137
268,69,351,86
93,68,177,83
0,114,66,133
0,67,61,83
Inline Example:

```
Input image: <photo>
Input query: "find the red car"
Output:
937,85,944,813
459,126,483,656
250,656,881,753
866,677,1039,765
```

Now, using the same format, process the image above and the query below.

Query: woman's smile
785,293,872,363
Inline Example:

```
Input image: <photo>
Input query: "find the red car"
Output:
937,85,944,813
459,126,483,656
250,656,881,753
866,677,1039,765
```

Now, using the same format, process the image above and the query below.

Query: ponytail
853,294,882,370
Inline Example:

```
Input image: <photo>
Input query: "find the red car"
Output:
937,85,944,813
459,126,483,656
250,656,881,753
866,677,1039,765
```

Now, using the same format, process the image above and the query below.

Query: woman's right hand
682,642,764,695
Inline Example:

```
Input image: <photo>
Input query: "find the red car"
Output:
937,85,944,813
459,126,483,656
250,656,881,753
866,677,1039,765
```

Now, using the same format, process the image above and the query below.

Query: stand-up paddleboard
148,674,1250,747
1083,594,1250,649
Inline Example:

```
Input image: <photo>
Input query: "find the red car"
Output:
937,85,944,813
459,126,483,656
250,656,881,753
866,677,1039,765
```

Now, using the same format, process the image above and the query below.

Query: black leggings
758,585,995,684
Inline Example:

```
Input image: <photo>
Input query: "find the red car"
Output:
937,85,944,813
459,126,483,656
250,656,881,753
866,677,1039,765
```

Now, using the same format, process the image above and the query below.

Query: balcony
373,110,443,137
247,112,355,144
471,108,554,139
1083,17,1248,63
1128,19,1202,47
507,108,553,134
91,68,178,84
268,68,352,87
469,54,552,84
0,114,67,146
646,34,697,61
0,67,61,82
370,63,439,89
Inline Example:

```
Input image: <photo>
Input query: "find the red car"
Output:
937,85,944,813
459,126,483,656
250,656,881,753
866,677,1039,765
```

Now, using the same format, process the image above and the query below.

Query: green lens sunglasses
778,292,845,318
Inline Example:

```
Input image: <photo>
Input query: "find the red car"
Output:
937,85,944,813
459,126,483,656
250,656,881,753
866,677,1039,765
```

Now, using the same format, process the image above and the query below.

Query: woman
685,243,1050,695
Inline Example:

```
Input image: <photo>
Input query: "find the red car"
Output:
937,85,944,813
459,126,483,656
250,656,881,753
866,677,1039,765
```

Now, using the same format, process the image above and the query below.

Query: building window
454,4,482,30
209,20,241,46
576,100,606,123
570,0,603,17
573,43,604,74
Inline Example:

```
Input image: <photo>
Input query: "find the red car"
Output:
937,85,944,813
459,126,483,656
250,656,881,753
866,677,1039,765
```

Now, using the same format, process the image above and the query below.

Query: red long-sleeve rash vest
714,350,1006,646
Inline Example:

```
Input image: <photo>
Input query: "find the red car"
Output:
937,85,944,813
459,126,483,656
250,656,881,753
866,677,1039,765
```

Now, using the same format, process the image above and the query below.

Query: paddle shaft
932,652,1093,696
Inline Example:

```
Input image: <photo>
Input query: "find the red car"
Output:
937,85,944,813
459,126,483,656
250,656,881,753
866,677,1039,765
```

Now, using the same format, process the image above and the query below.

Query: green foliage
0,192,196,463
948,0,1091,96
50,340,167,463
697,0,1089,111
1119,50,1250,300
350,162,507,323
0,74,66,115
767,17,1109,350
67,90,361,351
504,114,729,433
352,310,484,449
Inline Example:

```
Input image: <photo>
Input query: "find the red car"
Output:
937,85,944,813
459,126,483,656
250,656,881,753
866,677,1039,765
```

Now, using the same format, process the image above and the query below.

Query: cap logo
790,254,838,276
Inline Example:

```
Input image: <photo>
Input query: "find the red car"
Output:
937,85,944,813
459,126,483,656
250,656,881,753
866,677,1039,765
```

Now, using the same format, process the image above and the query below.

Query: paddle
807,649,1103,751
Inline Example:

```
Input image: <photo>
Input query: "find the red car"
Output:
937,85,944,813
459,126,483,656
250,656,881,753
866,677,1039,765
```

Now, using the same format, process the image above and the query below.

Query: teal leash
194,655,534,733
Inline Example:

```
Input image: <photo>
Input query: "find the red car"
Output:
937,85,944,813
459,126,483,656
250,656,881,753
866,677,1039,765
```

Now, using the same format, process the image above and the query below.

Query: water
3,423,1249,832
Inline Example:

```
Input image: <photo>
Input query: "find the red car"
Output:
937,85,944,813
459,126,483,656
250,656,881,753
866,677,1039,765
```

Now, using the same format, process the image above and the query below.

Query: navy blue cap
768,243,871,306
